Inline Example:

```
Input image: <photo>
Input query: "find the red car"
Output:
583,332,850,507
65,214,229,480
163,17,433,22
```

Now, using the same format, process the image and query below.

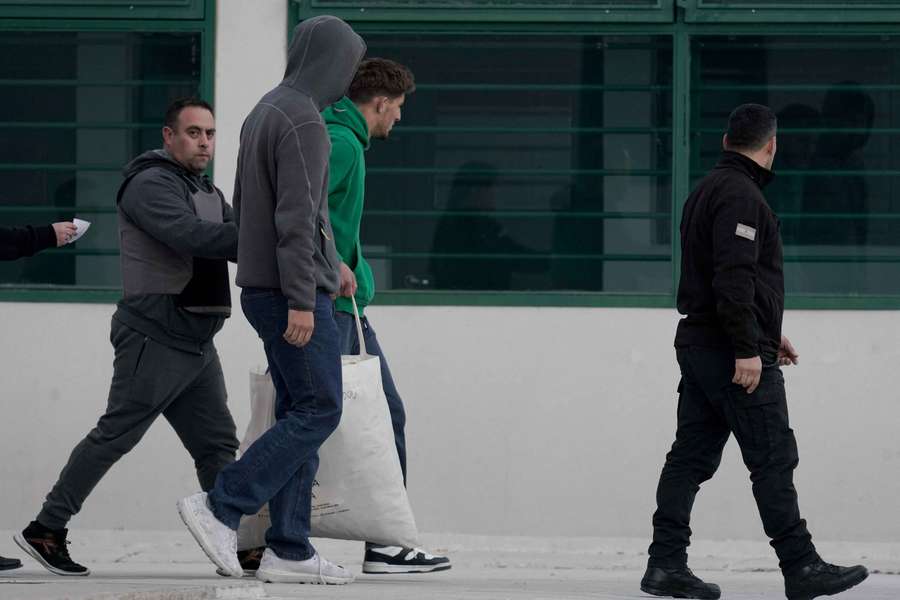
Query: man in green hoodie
324,57,451,575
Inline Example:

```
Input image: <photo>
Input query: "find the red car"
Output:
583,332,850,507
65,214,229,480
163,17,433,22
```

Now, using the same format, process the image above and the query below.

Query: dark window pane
361,33,673,293
0,30,202,288
692,35,900,296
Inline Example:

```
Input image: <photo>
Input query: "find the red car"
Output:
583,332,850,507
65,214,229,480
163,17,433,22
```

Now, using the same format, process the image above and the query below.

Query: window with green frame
293,0,900,308
353,31,673,298
0,1,213,303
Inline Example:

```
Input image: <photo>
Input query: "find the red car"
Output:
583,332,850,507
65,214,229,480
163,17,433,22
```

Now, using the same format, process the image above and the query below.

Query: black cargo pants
648,346,819,575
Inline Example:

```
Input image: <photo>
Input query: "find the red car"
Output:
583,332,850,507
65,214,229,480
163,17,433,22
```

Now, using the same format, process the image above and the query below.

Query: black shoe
14,521,89,576
640,566,721,599
0,555,22,571
784,559,868,600
216,546,265,578
362,545,451,574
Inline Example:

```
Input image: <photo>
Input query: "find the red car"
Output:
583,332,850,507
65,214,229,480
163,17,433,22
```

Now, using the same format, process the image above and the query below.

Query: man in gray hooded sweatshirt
16,98,239,577
177,16,365,585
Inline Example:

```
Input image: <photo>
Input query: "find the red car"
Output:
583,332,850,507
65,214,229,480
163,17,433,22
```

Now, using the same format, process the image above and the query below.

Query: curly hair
347,58,415,104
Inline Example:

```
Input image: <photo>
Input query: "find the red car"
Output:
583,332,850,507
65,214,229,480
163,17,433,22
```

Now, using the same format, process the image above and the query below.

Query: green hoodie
324,96,374,315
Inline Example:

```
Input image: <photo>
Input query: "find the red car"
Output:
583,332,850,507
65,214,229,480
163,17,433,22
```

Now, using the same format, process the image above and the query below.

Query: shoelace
60,540,73,560
406,548,436,561
31,537,73,561
314,554,347,584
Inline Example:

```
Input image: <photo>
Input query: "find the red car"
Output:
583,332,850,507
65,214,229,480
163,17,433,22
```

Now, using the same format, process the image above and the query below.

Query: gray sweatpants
36,318,239,530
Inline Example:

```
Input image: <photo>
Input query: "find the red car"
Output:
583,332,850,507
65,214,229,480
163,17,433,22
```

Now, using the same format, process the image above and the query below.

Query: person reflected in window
431,161,535,290
766,104,820,246
803,82,874,247
549,182,604,291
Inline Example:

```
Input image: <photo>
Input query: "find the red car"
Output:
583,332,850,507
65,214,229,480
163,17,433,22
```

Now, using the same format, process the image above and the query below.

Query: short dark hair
164,97,214,130
348,58,415,104
725,103,777,151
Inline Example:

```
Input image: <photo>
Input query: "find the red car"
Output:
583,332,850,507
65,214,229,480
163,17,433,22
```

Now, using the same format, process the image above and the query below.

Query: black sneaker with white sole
362,545,451,574
0,555,22,571
14,521,89,576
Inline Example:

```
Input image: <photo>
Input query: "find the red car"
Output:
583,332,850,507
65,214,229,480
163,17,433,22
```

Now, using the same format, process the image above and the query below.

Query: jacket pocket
724,370,786,452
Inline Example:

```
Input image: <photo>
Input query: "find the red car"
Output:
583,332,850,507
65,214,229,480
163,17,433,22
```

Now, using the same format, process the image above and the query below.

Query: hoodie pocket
319,220,335,270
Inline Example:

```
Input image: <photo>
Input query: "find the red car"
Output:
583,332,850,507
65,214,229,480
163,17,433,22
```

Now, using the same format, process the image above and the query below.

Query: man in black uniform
641,104,869,600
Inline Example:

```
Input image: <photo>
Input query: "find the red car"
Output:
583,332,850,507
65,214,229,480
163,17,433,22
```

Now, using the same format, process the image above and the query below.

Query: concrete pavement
0,531,896,600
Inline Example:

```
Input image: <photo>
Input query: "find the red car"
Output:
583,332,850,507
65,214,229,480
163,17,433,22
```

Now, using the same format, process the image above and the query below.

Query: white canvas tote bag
236,298,419,549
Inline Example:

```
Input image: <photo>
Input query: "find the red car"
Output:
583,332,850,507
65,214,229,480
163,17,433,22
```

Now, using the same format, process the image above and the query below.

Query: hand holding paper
69,218,91,244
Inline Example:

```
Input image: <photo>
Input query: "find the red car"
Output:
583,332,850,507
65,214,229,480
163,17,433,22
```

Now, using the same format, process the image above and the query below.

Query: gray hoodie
233,16,366,311
115,149,237,353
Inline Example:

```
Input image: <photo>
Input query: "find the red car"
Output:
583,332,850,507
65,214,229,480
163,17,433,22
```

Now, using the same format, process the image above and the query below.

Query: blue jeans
334,310,407,483
208,289,342,560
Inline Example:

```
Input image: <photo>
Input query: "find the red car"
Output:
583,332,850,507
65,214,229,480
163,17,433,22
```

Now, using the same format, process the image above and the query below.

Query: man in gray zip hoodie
177,16,366,585
16,98,239,577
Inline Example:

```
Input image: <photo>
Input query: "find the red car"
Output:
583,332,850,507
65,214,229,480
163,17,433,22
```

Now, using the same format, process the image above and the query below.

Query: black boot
0,555,22,571
13,521,89,576
641,566,721,599
784,559,868,600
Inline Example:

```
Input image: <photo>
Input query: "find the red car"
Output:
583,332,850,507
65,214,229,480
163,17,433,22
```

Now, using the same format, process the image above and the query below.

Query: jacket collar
715,150,774,189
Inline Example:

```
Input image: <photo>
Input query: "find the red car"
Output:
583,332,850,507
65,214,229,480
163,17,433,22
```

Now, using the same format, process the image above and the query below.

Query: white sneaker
176,492,242,578
255,548,354,585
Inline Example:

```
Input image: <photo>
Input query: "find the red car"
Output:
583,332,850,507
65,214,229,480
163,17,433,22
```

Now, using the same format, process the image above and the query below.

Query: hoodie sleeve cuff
287,297,316,312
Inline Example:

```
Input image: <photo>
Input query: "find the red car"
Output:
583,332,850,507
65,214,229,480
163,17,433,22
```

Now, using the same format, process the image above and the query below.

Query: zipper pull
320,226,332,241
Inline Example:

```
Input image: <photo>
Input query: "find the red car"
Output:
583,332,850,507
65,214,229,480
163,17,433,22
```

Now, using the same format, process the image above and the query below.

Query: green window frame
292,1,900,309
0,0,215,304
684,1,900,24
301,0,675,24
0,1,205,20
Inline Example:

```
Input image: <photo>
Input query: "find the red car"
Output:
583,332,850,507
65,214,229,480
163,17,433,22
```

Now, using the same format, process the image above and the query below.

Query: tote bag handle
350,295,368,357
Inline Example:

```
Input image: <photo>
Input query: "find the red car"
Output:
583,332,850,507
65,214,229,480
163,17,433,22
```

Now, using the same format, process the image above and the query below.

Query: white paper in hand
69,218,91,244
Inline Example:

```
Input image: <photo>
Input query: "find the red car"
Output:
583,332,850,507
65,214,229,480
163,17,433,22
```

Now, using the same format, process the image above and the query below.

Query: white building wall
0,0,897,547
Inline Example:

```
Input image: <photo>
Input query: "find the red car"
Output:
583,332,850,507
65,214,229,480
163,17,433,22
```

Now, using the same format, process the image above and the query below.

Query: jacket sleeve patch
735,223,757,241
